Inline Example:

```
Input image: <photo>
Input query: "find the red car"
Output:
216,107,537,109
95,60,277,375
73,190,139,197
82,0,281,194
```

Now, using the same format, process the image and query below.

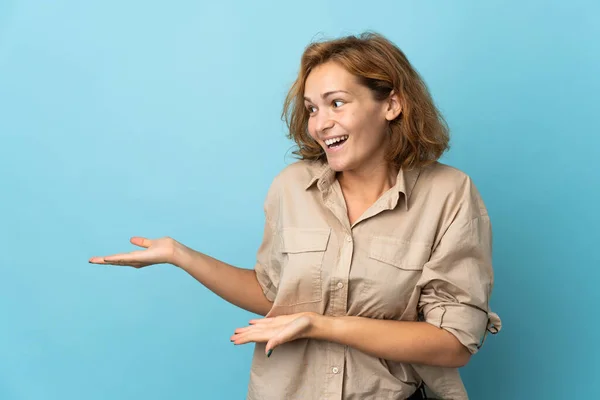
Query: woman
90,32,501,400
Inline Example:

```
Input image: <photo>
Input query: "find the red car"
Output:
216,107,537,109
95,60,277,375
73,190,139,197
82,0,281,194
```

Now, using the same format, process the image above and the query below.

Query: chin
325,157,353,173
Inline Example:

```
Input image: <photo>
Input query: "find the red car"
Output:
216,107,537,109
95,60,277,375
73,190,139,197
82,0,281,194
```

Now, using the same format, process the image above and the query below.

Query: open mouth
324,135,349,149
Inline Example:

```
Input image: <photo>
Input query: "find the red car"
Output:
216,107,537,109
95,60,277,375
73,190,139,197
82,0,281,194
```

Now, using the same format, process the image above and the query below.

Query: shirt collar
304,161,336,191
305,161,421,211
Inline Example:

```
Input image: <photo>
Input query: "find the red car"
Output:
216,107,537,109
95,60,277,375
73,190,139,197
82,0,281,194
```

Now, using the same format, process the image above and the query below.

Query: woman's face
304,61,401,173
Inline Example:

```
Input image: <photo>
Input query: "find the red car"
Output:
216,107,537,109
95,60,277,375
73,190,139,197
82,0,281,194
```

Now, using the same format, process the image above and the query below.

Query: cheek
351,111,386,139
307,118,317,139
341,113,366,137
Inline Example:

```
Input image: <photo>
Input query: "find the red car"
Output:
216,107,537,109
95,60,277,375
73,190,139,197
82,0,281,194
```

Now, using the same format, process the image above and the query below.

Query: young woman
90,32,501,400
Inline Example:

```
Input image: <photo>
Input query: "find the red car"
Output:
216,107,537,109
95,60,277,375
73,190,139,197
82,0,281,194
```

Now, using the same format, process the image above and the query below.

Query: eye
332,100,345,108
306,105,317,114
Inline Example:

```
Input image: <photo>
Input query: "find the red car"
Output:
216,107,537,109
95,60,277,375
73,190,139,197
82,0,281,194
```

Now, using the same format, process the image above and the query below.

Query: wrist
306,313,337,341
171,240,191,268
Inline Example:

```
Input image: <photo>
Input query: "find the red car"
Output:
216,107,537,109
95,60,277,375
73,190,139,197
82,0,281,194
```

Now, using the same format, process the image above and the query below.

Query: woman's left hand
230,312,318,356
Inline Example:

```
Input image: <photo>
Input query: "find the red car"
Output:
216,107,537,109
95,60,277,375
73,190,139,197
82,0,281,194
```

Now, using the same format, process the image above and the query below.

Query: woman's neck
337,162,398,205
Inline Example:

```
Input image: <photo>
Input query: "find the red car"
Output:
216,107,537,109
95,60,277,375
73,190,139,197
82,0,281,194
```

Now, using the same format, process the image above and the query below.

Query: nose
315,112,335,136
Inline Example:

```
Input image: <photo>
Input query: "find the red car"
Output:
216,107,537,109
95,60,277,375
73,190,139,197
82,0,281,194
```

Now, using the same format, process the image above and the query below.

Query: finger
130,237,152,248
265,340,277,356
265,325,298,355
231,333,254,345
231,329,270,345
231,324,263,339
267,329,291,350
89,257,108,264
89,256,149,268
265,316,310,352
102,250,150,264
234,326,254,334
249,318,272,325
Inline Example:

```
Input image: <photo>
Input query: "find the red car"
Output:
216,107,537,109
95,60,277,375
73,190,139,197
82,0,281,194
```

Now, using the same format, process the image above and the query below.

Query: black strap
407,384,428,399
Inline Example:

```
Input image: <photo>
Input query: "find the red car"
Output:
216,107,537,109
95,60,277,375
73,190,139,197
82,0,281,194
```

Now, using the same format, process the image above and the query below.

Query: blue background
1,1,599,399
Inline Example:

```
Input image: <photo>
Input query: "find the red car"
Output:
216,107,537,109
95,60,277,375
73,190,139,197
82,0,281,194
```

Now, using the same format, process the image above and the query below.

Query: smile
324,135,349,148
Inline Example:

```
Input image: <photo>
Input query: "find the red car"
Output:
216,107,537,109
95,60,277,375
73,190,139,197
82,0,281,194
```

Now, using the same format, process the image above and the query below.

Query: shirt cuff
254,263,277,302
422,303,489,354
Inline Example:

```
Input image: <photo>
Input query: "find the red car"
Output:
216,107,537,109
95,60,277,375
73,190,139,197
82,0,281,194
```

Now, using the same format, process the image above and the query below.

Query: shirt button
345,236,352,242
337,282,344,289
332,367,339,374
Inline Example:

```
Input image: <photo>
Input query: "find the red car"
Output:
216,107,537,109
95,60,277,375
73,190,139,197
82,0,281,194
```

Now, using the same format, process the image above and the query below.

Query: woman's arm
310,314,471,368
174,241,273,316
231,312,470,368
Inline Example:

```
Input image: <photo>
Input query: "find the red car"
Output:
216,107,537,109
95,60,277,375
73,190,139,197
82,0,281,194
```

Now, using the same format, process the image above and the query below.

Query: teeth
324,135,349,146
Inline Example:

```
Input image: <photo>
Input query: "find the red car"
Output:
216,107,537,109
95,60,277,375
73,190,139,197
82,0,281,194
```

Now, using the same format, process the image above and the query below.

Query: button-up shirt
249,160,501,400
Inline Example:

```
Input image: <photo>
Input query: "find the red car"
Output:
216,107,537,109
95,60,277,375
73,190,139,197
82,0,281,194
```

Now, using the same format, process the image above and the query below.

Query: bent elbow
448,345,472,368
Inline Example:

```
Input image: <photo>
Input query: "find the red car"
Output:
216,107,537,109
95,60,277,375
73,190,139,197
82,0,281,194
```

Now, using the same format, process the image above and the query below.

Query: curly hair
282,31,450,169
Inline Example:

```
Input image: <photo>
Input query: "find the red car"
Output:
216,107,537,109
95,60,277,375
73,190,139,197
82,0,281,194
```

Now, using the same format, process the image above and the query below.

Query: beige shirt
249,160,501,400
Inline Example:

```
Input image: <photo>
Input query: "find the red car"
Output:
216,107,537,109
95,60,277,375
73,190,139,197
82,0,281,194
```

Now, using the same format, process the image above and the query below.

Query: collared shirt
249,160,501,400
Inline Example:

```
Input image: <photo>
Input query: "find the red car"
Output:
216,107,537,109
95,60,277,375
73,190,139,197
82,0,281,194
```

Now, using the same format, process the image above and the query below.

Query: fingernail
267,349,273,358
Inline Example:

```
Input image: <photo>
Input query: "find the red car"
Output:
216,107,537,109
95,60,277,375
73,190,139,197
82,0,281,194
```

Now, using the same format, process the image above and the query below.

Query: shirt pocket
360,236,431,306
369,236,431,271
276,227,330,306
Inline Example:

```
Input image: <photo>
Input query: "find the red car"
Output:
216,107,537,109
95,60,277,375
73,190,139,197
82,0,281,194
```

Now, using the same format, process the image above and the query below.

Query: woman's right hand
89,235,274,316
89,236,180,268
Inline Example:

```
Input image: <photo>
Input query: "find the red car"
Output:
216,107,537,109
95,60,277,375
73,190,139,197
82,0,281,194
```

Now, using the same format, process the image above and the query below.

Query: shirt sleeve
417,185,502,354
253,178,282,302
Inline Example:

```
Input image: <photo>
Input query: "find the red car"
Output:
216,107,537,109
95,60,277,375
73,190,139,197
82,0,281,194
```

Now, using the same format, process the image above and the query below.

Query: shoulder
417,162,488,217
262,160,320,210
420,162,471,188
270,159,323,191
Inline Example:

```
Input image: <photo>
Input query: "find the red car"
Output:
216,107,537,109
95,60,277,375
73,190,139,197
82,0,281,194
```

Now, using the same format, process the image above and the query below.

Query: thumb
265,340,278,357
130,237,152,248
265,326,294,357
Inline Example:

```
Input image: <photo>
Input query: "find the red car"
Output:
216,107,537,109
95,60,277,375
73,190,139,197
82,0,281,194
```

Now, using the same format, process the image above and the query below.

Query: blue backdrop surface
1,1,599,399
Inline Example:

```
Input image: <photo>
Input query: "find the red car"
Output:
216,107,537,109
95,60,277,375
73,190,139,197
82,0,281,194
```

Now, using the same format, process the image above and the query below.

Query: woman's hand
230,312,318,356
89,236,180,268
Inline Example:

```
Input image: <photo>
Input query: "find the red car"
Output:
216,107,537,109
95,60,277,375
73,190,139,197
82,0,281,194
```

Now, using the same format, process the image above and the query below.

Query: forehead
304,62,361,94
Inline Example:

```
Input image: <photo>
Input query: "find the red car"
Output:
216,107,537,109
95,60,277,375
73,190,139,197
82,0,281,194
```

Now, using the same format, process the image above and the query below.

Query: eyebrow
303,90,350,103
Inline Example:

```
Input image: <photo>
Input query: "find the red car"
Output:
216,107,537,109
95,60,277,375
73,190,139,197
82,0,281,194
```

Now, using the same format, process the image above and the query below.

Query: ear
384,90,402,121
